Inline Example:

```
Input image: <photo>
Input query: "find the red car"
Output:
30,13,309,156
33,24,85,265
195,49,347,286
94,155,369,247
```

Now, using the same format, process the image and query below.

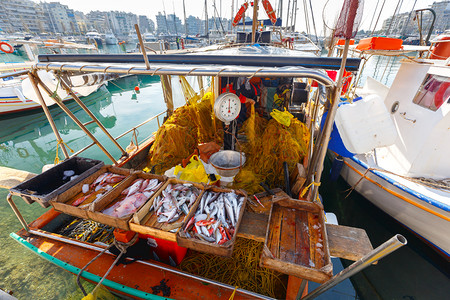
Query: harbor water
0,50,449,299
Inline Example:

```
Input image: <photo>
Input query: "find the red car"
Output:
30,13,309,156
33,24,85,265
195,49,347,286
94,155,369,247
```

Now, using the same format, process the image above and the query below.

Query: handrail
114,110,166,140
70,110,167,159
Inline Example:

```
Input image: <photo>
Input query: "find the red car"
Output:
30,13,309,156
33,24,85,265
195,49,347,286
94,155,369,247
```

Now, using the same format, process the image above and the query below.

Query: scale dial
214,92,241,125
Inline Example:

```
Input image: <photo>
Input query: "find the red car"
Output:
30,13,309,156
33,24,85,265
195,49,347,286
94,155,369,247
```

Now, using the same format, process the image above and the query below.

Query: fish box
10,157,104,208
177,186,247,257
49,166,133,219
129,178,205,242
87,172,166,230
260,197,333,283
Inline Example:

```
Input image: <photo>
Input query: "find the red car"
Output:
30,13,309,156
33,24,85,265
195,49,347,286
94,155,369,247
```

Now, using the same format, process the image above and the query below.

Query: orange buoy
0,41,14,53
430,35,450,60
232,2,249,27
261,0,277,25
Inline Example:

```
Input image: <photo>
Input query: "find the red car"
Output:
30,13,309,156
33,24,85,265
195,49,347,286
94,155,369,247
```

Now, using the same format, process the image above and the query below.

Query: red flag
334,0,364,39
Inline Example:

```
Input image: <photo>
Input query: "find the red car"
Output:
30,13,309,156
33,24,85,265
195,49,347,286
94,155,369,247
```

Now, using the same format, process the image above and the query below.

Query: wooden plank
308,212,324,269
236,211,268,242
279,208,296,263
294,210,310,266
238,212,374,263
267,205,283,259
0,167,36,189
326,223,375,263
249,188,288,215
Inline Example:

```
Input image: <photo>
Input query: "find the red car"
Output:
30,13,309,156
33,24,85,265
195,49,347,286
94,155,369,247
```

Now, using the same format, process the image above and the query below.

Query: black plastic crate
10,157,104,208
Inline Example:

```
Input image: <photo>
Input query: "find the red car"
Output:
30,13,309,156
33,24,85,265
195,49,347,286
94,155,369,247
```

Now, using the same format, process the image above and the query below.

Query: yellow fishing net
233,106,310,192
148,87,222,174
179,238,287,298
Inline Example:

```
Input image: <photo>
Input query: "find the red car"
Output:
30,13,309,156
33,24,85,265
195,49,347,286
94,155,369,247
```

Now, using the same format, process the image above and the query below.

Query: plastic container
209,151,246,177
10,157,104,207
356,37,403,51
335,95,398,154
138,233,187,266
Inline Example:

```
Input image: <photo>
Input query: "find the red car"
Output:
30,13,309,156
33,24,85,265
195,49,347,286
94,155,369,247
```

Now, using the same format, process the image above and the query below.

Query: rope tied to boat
77,233,139,297
54,139,74,164
300,181,321,198
344,166,450,200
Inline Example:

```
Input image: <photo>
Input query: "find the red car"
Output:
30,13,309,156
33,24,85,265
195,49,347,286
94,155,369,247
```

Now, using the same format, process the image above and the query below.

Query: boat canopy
35,60,336,87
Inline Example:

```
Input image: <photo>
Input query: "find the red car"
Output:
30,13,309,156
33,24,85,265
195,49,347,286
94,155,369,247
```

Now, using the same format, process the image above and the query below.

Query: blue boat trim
350,155,450,213
9,232,171,300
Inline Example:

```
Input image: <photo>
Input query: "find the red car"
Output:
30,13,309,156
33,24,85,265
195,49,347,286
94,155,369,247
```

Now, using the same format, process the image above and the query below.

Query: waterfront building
381,0,449,36
186,15,202,36
107,11,138,36
139,15,155,33
42,2,80,35
86,11,109,33
156,12,182,35
0,0,49,34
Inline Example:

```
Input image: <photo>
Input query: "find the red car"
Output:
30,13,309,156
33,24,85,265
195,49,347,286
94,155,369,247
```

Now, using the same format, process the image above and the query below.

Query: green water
0,74,166,299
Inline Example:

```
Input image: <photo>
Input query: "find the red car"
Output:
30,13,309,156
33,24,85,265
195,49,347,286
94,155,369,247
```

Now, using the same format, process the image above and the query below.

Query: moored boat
331,36,450,258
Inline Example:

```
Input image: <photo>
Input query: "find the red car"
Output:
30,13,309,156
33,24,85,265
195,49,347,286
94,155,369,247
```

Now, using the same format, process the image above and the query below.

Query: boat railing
70,110,167,159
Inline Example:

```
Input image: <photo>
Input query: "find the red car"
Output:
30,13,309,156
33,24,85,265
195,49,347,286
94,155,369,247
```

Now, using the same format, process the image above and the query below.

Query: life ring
232,2,249,27
261,0,277,25
430,36,450,60
434,81,450,109
17,148,29,158
0,42,14,53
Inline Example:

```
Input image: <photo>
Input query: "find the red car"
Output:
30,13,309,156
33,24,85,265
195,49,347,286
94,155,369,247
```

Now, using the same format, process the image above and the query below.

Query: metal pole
310,39,350,202
135,24,150,70
33,74,118,164
302,234,407,300
7,193,29,232
28,72,70,159
58,77,128,157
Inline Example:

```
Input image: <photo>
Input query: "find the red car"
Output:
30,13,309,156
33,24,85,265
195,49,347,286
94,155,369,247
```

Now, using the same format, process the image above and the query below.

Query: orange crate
336,39,354,45
356,37,403,51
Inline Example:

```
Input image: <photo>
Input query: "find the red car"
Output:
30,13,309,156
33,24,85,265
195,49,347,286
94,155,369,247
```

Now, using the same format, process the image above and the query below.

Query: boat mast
205,0,209,40
183,0,188,36
251,0,259,43
285,0,291,34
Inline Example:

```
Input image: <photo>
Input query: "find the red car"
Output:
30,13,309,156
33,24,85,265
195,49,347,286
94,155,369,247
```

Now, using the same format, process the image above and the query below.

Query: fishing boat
0,71,116,115
2,1,407,299
330,35,450,258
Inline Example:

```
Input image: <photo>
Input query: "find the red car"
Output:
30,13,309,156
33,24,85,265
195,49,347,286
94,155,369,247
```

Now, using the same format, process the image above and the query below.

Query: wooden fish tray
260,197,333,283
49,166,132,219
87,171,166,231
177,186,247,257
129,178,205,242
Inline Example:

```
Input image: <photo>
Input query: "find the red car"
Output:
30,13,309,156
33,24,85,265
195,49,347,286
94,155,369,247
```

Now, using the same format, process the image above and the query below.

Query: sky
36,0,437,34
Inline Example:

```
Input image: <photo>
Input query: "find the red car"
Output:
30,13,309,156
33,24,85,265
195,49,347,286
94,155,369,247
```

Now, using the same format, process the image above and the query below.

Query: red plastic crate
138,233,188,265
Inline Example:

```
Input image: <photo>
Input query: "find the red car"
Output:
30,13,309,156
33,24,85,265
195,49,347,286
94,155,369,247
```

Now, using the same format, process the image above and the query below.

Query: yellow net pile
148,105,199,174
148,86,222,174
179,238,287,298
233,106,310,193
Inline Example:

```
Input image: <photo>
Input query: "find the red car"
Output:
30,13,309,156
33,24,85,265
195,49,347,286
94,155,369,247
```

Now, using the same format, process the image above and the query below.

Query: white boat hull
340,156,450,258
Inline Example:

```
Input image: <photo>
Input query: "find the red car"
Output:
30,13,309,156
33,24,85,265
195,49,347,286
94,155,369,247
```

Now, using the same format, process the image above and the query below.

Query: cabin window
413,74,450,111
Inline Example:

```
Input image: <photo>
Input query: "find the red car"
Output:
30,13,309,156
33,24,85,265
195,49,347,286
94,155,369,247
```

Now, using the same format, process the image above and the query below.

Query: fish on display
183,190,245,245
150,183,200,225
71,172,127,208
101,178,163,218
